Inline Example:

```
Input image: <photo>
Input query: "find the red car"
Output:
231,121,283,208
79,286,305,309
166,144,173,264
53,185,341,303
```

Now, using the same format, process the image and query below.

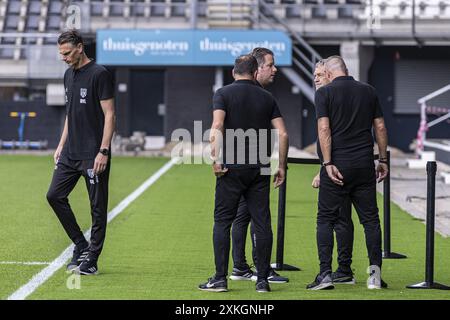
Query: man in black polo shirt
229,47,289,284
307,56,388,290
199,54,289,293
46,30,115,275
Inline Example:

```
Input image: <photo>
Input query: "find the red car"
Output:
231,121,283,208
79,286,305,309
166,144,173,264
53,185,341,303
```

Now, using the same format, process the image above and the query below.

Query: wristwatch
99,148,109,156
322,161,332,167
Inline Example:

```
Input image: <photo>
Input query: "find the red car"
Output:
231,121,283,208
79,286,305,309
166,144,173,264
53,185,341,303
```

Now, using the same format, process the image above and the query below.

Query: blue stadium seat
48,0,63,15
26,15,40,31
0,48,15,59
110,0,124,17
7,0,21,14
197,1,207,17
171,0,186,17
46,15,61,31
312,6,327,18
151,0,166,17
5,15,20,31
130,1,146,17
338,6,353,18
28,0,42,15
91,2,104,16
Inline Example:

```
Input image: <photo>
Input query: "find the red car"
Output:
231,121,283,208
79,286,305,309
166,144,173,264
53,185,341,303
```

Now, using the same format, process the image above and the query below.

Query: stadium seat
28,0,42,15
130,1,146,17
91,1,104,16
151,0,166,17
197,0,207,17
338,6,353,18
312,6,327,18
5,15,20,31
110,0,125,17
46,15,61,31
171,0,186,17
48,0,63,15
7,0,21,15
0,48,15,59
25,15,40,31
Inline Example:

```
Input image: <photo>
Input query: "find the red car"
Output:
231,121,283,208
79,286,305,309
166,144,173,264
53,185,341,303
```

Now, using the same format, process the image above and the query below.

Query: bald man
312,60,355,285
308,56,388,290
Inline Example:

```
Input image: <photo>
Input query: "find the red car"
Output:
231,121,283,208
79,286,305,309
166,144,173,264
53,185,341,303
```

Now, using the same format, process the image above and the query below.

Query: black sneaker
256,280,271,293
331,270,356,284
66,244,89,272
229,267,255,281
75,252,99,275
267,269,289,284
198,277,228,292
306,272,335,290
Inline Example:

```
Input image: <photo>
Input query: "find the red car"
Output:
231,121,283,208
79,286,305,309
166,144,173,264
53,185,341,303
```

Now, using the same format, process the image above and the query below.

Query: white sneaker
367,265,381,289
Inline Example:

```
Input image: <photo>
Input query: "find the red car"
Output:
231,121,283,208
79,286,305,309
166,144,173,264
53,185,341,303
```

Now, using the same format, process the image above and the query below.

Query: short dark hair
57,30,84,46
234,54,258,76
250,47,274,67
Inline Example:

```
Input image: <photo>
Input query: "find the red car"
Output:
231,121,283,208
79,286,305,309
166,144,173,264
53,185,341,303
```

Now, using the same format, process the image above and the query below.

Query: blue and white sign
97,29,292,66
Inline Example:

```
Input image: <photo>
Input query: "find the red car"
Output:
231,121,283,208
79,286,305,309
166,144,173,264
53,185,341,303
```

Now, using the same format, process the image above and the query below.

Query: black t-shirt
62,60,114,160
212,79,282,168
315,76,383,169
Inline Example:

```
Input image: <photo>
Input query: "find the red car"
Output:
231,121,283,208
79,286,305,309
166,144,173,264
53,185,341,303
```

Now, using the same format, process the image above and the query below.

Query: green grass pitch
1,155,449,300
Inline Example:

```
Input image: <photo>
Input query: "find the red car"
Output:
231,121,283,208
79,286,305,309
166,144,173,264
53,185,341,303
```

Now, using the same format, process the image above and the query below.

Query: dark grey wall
164,67,215,143
0,101,64,148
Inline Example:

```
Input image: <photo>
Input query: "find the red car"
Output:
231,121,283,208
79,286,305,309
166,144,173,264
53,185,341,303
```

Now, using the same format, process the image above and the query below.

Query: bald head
324,55,348,81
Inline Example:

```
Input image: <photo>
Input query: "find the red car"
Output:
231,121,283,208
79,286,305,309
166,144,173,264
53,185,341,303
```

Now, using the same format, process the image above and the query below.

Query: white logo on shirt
80,88,87,104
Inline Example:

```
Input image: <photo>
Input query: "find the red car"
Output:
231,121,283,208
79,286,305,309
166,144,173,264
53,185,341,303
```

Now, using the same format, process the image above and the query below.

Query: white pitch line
0,262,51,266
7,158,178,300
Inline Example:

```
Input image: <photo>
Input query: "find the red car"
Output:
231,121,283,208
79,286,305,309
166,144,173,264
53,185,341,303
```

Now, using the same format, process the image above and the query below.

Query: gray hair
324,55,348,75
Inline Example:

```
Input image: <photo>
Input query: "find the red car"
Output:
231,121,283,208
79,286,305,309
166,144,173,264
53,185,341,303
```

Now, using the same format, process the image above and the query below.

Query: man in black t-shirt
307,56,389,290
229,47,288,284
46,30,115,275
199,55,289,293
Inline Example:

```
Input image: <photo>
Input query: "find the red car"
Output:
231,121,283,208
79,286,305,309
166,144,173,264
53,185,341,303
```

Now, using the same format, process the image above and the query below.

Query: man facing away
229,47,289,284
199,54,288,293
308,56,388,290
46,30,115,275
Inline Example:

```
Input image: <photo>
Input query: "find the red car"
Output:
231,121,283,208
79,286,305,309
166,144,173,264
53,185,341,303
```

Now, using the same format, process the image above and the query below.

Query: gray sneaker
306,271,335,290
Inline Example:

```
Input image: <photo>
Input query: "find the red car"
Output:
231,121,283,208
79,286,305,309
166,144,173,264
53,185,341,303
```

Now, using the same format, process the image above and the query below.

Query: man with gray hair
307,55,388,290
312,59,355,285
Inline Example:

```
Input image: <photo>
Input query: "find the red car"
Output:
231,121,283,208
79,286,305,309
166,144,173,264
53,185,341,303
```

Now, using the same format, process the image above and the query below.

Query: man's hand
325,165,344,186
54,145,63,164
376,162,389,183
273,168,286,188
212,163,228,177
93,153,108,175
312,173,320,188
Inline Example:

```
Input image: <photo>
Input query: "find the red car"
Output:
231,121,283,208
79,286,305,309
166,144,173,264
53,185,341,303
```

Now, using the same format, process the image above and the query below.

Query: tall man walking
199,54,288,293
308,56,388,290
46,30,115,275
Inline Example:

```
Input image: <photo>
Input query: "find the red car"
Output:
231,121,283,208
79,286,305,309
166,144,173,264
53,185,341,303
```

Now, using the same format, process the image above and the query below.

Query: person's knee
46,189,64,205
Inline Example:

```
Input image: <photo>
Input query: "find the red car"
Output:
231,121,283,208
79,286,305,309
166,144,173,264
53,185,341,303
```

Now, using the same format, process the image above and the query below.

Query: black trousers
232,194,354,274
213,168,273,282
317,166,381,274
46,155,110,257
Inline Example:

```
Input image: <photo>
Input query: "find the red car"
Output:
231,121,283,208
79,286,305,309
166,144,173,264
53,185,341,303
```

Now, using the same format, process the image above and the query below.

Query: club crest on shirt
80,88,87,104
